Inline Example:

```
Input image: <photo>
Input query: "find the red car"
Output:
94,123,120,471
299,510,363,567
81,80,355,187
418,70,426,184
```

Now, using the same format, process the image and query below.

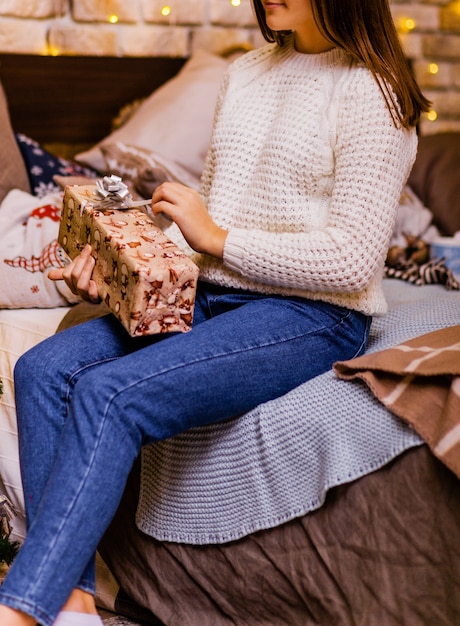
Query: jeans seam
65,356,120,405
349,314,372,358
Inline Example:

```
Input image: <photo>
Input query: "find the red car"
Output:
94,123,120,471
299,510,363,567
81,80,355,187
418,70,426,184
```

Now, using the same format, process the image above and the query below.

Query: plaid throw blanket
384,256,459,290
334,325,460,479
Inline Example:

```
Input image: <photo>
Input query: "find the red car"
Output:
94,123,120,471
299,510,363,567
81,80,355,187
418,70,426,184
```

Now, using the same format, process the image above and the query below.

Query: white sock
52,611,104,626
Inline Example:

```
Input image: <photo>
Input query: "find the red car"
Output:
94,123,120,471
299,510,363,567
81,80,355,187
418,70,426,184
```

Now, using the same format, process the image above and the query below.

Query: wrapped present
58,181,199,336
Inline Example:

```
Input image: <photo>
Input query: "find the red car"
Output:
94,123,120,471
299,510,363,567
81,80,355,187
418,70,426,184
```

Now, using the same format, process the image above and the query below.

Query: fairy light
41,44,60,56
404,17,416,31
398,17,416,33
230,0,241,6
428,62,439,75
426,109,438,122
108,14,119,24
161,5,172,16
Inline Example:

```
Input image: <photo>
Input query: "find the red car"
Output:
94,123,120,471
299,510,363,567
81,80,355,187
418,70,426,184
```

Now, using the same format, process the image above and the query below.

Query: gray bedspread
136,281,460,544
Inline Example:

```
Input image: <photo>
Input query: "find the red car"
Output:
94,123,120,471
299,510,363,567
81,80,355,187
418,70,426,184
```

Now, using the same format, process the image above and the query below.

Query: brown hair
252,0,430,128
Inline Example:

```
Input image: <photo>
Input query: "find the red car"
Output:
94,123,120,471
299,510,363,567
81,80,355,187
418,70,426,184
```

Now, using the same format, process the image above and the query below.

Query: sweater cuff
223,229,249,274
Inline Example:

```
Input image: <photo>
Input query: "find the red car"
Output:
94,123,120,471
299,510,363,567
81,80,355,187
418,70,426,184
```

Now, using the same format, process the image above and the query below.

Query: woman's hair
252,0,431,128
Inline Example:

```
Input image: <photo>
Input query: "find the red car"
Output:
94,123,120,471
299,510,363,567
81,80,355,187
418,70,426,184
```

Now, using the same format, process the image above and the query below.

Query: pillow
52,175,98,190
16,134,98,198
0,83,30,203
407,133,460,237
0,306,68,542
0,189,79,308
390,185,439,248
100,142,201,197
75,50,230,179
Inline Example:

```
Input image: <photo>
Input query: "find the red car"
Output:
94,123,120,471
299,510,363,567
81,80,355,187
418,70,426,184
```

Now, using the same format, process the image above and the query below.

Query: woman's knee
14,339,55,389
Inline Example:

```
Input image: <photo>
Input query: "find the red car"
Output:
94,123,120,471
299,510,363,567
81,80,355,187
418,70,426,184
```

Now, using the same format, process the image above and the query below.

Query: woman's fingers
151,182,227,257
49,245,101,303
151,182,185,221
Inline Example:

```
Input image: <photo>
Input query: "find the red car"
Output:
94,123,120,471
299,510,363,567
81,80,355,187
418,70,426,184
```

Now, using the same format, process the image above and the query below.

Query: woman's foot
61,589,98,615
53,612,103,625
54,589,101,625
0,606,103,626
0,589,100,625
0,605,36,626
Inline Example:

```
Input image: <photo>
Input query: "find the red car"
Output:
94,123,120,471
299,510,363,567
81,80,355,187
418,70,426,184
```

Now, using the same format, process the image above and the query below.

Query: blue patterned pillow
16,134,98,198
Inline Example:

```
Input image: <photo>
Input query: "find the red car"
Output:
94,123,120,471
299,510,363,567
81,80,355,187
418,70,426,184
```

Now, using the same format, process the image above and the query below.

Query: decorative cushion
0,82,30,203
0,189,79,308
100,142,201,198
408,132,460,237
75,50,230,180
391,185,439,248
16,134,98,198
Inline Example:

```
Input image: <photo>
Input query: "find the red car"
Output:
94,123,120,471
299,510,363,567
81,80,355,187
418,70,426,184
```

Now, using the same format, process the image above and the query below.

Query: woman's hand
48,244,101,303
151,182,228,258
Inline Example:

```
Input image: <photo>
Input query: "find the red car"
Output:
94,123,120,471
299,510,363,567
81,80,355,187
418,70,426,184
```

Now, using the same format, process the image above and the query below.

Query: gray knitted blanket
136,281,460,545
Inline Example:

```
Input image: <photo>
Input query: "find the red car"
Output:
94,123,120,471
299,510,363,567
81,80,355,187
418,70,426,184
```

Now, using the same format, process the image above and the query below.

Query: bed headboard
0,54,186,146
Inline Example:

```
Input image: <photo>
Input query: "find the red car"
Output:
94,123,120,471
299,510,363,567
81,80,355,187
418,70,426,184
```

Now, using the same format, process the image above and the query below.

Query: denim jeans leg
11,313,168,612
0,284,370,626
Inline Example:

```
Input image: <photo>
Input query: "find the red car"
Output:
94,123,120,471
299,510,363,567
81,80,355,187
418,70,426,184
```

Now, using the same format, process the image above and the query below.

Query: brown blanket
99,446,460,626
334,325,460,479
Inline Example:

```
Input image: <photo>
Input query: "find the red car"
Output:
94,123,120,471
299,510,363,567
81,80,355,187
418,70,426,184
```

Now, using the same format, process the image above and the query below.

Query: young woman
0,0,429,624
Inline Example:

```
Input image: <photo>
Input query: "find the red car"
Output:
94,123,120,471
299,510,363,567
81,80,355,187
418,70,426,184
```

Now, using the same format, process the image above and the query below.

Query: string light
161,5,172,16
426,110,438,122
428,62,439,75
108,14,119,23
41,44,60,56
230,0,241,6
398,17,416,33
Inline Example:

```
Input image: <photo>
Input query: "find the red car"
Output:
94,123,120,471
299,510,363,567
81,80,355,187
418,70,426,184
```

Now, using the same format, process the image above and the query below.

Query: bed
1,51,460,625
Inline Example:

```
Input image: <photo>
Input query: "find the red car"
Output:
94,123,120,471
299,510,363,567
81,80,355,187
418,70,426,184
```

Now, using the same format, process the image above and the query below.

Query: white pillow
0,189,78,308
0,306,68,541
76,50,230,179
391,185,440,248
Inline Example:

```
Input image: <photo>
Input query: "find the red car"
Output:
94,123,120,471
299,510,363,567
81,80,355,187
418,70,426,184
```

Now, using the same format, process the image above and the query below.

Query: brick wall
1,0,459,133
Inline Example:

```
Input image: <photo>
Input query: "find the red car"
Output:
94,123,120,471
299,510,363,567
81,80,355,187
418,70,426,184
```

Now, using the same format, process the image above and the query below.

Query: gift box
58,183,199,336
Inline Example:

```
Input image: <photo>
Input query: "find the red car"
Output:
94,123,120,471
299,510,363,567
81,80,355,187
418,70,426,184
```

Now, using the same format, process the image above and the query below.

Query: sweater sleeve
223,70,417,294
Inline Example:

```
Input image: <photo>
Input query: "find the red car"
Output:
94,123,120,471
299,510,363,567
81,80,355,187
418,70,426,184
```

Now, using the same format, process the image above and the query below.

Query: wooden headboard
0,54,186,146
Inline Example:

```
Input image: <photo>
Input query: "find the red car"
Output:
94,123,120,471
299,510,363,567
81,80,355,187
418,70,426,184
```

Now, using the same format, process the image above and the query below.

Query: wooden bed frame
0,53,186,146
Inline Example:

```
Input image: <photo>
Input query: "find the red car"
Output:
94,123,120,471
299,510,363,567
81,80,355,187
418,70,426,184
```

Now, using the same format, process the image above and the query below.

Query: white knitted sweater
166,38,418,316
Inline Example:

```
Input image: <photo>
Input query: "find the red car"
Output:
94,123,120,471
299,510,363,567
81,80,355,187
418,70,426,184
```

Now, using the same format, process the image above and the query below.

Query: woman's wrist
204,225,228,259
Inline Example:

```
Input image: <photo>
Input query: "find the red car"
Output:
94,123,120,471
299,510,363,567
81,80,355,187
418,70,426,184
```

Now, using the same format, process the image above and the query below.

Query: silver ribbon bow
93,175,151,210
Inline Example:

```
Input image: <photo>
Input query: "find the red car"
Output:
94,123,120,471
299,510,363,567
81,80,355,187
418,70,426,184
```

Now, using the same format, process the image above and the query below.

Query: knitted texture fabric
136,284,460,545
165,38,417,316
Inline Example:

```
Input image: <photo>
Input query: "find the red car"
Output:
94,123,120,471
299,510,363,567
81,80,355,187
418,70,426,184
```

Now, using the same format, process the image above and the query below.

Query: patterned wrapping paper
58,185,199,337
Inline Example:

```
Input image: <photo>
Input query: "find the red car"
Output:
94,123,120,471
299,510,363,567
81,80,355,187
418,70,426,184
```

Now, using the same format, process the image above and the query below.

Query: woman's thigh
69,291,371,445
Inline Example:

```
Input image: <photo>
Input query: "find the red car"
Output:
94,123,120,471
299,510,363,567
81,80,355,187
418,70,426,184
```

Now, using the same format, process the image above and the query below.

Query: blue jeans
0,282,371,626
